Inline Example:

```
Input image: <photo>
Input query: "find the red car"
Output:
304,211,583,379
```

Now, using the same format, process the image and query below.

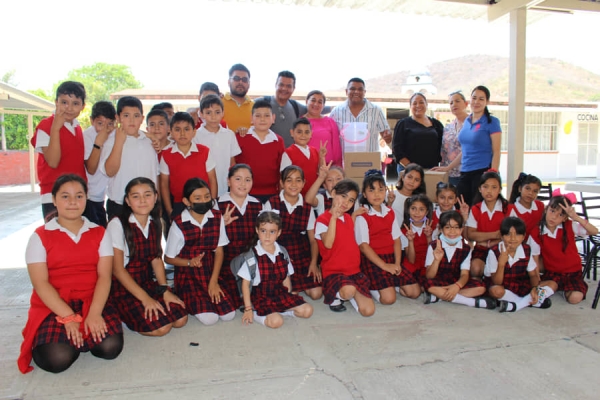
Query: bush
1,114,44,150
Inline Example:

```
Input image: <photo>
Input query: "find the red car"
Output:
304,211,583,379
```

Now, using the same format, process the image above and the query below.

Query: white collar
292,144,311,158
279,191,304,209
514,197,538,214
481,199,503,218
168,142,198,157
542,224,562,238
128,214,153,238
218,193,259,214
365,204,391,217
248,127,278,144
411,222,424,235
181,208,214,229
255,241,283,262
45,217,96,243
198,123,225,134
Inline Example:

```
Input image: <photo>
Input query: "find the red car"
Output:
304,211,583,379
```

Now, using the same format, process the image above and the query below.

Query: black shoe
424,292,439,304
475,296,497,310
538,298,552,309
498,300,517,313
329,302,347,312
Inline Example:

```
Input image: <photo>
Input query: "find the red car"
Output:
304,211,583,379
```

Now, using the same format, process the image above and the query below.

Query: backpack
263,96,300,118
229,246,292,297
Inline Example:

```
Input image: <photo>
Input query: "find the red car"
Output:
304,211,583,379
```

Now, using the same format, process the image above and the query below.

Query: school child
83,101,116,227
355,171,420,304
238,211,313,328
107,177,188,335
218,164,263,308
31,81,87,220
19,174,123,374
280,117,326,197
235,99,285,203
194,94,241,197
485,217,548,312
387,163,426,228
146,109,171,158
195,82,228,130
100,96,159,220
431,182,470,239
151,102,175,122
424,210,494,309
315,179,375,316
159,112,217,218
529,194,598,305
466,171,508,278
402,193,434,283
305,162,346,216
164,178,238,325
264,166,321,300
507,173,544,239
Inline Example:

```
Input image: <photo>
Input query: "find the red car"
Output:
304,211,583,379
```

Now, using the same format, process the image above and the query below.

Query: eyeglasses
443,225,462,231
231,76,249,83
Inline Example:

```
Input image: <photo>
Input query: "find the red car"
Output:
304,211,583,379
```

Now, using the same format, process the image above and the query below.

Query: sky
2,0,599,94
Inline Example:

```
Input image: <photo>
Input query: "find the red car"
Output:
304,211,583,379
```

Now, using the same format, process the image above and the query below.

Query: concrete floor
1,189,599,400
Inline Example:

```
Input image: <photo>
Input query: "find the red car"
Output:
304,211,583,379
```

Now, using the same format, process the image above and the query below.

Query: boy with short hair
100,96,159,219
235,99,285,203
31,81,87,219
83,101,116,227
160,112,217,217
194,94,241,197
280,117,326,197
151,102,175,122
146,109,171,159
195,82,227,130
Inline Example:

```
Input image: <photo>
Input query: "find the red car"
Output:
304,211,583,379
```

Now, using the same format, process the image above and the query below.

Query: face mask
440,233,462,246
191,200,213,215
410,216,427,224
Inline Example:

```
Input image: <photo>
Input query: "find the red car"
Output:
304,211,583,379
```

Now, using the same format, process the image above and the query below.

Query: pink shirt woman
305,90,343,167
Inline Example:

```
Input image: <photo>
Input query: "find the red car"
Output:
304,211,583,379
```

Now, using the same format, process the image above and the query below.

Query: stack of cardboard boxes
343,152,381,189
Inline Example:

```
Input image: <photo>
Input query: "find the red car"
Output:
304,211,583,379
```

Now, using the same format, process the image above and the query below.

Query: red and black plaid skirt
361,253,397,290
251,285,306,316
219,266,243,309
112,283,188,333
33,299,122,351
322,272,372,305
486,275,532,297
543,271,588,297
290,253,321,292
174,265,237,316
471,245,490,261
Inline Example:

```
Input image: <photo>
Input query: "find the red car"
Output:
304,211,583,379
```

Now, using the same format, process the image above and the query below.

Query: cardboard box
347,175,364,190
424,170,448,202
344,152,381,178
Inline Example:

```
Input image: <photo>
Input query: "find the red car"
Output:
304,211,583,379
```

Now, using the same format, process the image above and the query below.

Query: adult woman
305,90,343,167
392,93,444,170
456,86,502,205
19,174,123,374
431,91,469,186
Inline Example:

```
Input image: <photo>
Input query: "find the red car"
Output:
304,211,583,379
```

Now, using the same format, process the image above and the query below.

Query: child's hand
442,284,460,301
95,121,113,148
386,186,396,205
559,198,578,220
115,122,126,144
318,160,332,180
423,220,433,238
242,309,253,325
352,206,367,219
331,196,344,219
64,321,84,348
403,224,415,242
433,239,444,261
190,253,205,267
223,204,239,226
84,313,107,344
236,127,248,137
53,103,68,127
382,263,401,275
319,140,328,159
457,195,469,219
141,295,166,321
151,137,162,154
163,290,185,311
307,262,322,283
208,281,225,304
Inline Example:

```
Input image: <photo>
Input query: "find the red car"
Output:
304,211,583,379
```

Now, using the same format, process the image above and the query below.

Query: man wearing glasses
223,63,253,135
329,78,391,153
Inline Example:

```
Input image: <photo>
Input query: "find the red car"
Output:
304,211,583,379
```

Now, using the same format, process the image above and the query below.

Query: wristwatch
155,285,169,295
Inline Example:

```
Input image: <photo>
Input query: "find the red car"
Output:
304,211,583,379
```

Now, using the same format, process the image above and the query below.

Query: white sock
281,310,296,317
195,312,219,325
451,294,476,307
516,294,533,311
532,286,555,308
427,293,439,303
219,311,236,321
395,286,400,293
331,298,343,306
252,312,266,326
349,298,359,312
499,290,521,303
370,290,381,303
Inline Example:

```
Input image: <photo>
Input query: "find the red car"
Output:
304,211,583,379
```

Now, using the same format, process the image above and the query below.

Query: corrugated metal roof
0,82,54,112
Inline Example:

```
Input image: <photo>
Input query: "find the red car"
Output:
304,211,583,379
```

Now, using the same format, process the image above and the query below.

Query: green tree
2,114,43,150
55,62,143,106
1,69,18,86
28,88,53,101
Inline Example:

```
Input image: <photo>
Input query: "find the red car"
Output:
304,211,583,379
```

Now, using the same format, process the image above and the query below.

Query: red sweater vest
317,211,361,278
507,200,544,239
31,116,86,195
236,134,284,196
402,227,428,273
19,224,104,373
161,144,210,202
471,201,506,232
285,145,319,197
361,210,396,254
530,220,581,274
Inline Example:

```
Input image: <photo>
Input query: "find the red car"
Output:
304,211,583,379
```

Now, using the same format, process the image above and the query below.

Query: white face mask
440,233,461,246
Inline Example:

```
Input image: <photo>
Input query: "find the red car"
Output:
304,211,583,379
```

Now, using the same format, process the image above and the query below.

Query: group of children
19,81,597,374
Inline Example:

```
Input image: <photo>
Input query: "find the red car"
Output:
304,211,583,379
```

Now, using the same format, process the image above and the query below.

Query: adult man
329,78,392,153
222,63,253,135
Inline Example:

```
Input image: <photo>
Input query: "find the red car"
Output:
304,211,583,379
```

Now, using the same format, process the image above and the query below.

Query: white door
576,121,598,177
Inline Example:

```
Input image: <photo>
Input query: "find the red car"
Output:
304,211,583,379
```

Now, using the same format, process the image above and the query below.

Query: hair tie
258,209,280,216
551,188,577,204
487,168,499,174
518,172,528,181
364,169,383,178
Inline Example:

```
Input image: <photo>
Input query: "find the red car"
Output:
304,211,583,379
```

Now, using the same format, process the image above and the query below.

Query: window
498,111,558,151
578,122,598,166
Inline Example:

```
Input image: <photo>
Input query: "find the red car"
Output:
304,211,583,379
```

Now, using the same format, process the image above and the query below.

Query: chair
537,183,553,204
578,192,600,308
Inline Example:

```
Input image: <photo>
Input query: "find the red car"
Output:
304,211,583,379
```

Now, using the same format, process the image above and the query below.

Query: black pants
83,200,107,227
457,167,489,206
106,199,124,221
41,203,57,222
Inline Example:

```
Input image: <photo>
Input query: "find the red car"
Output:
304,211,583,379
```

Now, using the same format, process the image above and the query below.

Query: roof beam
488,0,544,22
537,0,600,12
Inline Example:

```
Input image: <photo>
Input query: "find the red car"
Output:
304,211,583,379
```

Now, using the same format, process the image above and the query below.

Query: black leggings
32,333,123,373
457,167,489,206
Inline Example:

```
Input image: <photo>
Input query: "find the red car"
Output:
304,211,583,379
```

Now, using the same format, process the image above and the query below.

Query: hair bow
552,188,577,204
364,169,383,178
518,172,528,181
258,209,280,216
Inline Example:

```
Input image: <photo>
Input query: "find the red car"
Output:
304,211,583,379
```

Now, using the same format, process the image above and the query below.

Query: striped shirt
329,99,389,152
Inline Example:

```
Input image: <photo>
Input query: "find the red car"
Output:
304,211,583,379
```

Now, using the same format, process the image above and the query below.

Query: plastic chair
537,183,553,204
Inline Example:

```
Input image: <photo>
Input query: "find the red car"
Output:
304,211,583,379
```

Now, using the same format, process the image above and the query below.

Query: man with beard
223,64,253,135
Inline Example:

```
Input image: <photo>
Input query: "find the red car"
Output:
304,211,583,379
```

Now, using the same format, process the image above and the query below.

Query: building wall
0,151,35,185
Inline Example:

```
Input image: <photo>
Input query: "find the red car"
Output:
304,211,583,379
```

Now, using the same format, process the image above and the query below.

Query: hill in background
363,55,600,103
